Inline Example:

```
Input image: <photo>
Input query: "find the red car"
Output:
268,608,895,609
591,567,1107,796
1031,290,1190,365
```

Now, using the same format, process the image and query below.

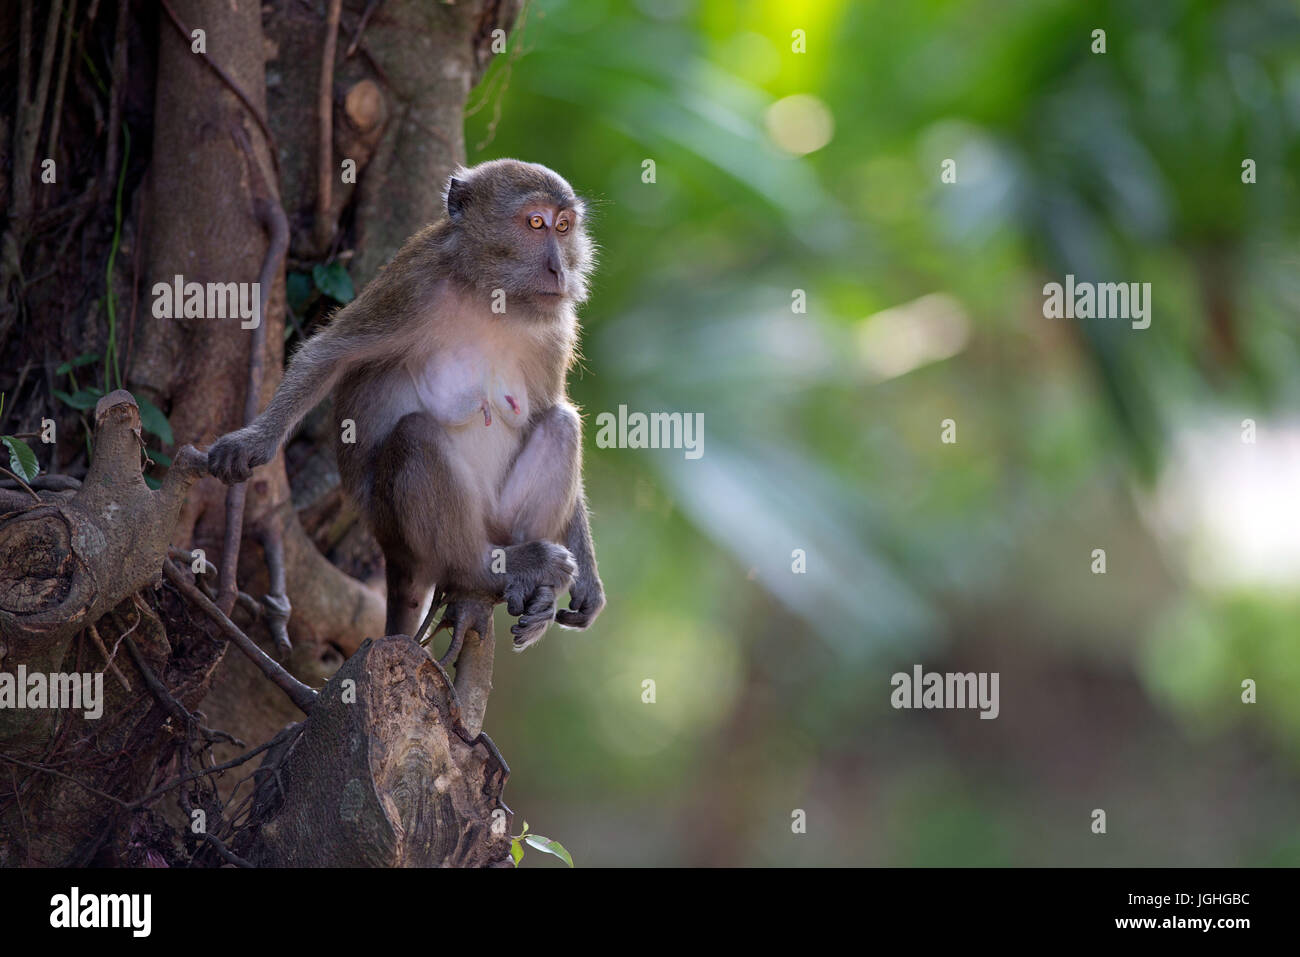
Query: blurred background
465,0,1300,866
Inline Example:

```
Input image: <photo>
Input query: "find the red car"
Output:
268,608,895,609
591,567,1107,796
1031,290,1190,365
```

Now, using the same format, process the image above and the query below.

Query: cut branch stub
0,391,205,664
248,636,511,867
0,391,208,759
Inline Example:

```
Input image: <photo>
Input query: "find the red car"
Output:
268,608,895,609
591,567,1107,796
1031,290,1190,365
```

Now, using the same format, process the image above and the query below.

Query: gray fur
207,159,605,650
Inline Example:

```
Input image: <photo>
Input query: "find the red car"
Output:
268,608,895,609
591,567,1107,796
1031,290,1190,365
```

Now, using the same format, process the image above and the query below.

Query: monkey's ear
446,176,470,221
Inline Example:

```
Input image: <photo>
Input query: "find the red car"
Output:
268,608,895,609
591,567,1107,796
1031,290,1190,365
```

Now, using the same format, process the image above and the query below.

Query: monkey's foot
425,596,495,668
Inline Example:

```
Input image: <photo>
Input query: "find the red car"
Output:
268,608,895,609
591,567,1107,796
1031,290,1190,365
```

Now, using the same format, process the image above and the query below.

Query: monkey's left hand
556,569,605,629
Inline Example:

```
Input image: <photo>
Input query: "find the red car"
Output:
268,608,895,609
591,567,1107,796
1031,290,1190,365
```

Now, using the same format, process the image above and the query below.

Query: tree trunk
0,0,524,868
244,637,511,868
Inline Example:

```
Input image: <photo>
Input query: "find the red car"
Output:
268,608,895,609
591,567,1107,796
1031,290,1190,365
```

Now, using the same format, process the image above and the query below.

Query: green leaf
53,387,105,411
55,352,100,376
287,271,315,313
510,839,524,868
143,475,162,491
148,450,173,467
312,262,355,304
132,393,174,445
2,436,39,483
523,834,574,868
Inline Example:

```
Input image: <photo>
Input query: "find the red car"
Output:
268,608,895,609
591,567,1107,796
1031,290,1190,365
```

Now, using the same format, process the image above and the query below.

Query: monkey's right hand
206,426,276,485
501,541,577,650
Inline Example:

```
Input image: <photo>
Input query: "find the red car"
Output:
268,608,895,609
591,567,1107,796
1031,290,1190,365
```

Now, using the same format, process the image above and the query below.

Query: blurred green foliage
462,0,1300,865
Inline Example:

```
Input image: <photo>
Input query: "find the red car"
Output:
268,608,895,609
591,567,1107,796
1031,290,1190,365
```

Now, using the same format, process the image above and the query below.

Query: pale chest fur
374,294,573,500
405,312,535,430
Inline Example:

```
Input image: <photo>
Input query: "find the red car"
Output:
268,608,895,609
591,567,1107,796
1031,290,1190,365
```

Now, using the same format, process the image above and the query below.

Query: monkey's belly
445,415,520,499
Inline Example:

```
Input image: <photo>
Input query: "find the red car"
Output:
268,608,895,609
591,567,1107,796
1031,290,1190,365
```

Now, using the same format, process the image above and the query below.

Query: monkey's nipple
480,399,492,427
505,394,521,415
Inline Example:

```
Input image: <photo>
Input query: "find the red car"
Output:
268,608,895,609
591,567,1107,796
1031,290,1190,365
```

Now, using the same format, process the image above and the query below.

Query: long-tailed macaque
208,159,604,650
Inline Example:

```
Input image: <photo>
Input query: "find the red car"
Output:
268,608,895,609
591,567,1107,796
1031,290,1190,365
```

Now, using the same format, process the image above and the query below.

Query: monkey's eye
528,214,545,229
555,219,570,234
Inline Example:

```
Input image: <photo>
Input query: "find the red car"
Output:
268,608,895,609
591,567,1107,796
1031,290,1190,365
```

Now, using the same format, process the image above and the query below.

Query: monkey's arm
555,490,604,629
208,322,385,484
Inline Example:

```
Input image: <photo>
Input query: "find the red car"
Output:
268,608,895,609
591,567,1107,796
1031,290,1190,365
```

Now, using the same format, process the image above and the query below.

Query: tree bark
244,637,511,867
0,0,526,868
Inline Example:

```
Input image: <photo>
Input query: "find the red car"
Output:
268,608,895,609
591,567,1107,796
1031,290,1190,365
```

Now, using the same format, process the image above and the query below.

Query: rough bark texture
245,636,511,867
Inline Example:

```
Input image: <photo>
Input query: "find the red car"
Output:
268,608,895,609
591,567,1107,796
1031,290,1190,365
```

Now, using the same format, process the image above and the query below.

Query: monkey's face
444,160,596,315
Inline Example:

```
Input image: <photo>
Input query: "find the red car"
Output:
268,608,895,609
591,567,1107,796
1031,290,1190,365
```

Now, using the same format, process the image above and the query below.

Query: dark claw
438,619,465,668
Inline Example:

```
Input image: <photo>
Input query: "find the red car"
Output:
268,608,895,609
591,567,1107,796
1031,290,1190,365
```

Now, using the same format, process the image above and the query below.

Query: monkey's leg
498,406,604,630
372,411,574,642
497,403,581,543
494,404,587,649
372,411,487,637
383,551,435,638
